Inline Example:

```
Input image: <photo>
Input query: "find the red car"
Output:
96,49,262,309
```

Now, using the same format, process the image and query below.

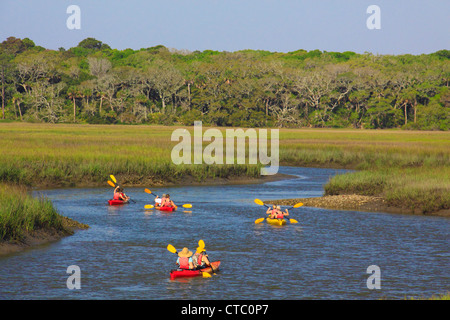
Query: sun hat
178,247,193,258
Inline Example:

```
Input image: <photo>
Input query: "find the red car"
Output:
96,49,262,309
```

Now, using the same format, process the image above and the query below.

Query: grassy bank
0,183,85,243
324,167,450,214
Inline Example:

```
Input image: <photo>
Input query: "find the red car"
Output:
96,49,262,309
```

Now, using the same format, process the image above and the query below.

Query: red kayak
156,205,177,212
170,261,220,280
108,199,129,206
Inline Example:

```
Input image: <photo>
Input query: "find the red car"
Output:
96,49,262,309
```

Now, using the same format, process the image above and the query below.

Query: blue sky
1,0,448,54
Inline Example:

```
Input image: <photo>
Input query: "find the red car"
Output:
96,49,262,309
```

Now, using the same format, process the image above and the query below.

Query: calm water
0,167,448,300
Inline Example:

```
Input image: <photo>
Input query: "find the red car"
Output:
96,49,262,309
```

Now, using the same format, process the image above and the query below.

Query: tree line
0,36,449,129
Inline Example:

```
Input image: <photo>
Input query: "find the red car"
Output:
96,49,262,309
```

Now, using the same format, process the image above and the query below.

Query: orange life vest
178,257,190,269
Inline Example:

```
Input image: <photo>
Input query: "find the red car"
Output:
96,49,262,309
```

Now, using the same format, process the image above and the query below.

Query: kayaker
176,247,194,270
161,193,176,208
267,205,288,219
192,246,211,270
114,186,130,202
155,194,165,208
266,205,278,218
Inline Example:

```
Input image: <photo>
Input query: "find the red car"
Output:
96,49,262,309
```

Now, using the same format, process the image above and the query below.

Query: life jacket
162,198,173,207
113,192,121,200
178,257,190,269
193,253,204,267
271,209,281,218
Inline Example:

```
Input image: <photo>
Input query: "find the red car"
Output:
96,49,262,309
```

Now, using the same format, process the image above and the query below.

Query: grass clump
324,167,450,214
0,184,65,242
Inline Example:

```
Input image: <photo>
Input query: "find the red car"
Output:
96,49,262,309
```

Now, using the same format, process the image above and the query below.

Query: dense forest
0,37,449,129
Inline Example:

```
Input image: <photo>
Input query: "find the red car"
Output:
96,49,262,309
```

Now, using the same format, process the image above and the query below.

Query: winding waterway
0,167,448,299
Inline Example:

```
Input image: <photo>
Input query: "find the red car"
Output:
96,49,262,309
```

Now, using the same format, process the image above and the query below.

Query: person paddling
266,205,278,218
154,194,165,208
161,193,176,209
176,247,194,270
114,186,130,202
267,205,288,219
192,246,211,270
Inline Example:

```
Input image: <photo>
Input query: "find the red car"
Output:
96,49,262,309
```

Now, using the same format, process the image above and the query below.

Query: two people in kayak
266,205,289,219
176,246,211,270
155,193,177,209
114,185,130,203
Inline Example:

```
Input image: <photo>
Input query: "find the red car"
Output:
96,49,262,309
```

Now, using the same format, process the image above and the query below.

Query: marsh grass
0,123,449,214
0,123,261,186
0,184,65,242
324,167,450,213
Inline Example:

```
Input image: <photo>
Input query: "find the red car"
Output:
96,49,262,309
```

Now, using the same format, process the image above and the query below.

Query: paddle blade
182,204,192,208
202,272,212,278
110,175,117,183
167,244,177,254
198,239,205,249
293,203,304,209
144,188,152,194
289,219,299,224
255,217,265,224
254,199,264,206
144,204,154,209
107,180,116,188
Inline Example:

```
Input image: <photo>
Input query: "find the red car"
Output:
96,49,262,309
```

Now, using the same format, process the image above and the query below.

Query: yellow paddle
107,180,116,188
167,244,177,254
110,175,117,184
167,244,211,278
144,204,154,209
254,217,265,224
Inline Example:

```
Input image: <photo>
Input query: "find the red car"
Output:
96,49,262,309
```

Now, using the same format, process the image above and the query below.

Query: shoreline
267,195,450,217
0,216,89,257
31,171,296,190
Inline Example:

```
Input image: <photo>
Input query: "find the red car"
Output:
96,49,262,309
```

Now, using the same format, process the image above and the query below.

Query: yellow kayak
266,218,287,226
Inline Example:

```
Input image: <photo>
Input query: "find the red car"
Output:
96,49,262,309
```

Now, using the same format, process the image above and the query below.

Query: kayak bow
266,218,287,226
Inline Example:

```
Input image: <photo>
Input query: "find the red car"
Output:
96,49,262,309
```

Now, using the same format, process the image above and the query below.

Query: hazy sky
1,0,448,54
